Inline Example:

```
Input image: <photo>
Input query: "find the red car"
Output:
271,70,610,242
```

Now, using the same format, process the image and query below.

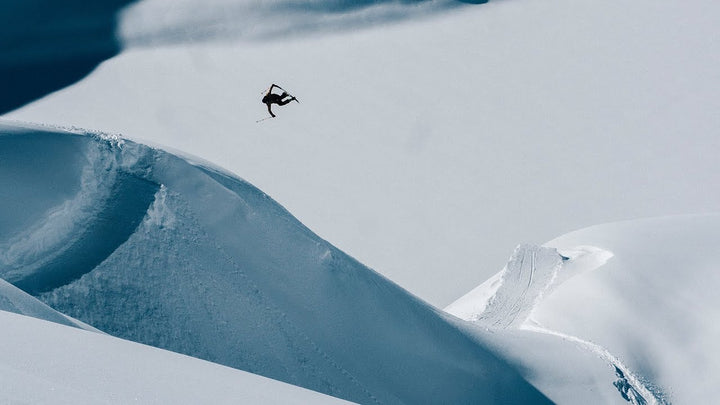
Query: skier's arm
264,85,274,97
267,103,275,117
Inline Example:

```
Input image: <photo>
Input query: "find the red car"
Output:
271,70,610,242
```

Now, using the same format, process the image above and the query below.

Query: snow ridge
448,243,665,404
0,124,551,405
0,135,159,294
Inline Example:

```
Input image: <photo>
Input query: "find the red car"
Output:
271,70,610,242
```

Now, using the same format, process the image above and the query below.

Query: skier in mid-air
261,84,298,118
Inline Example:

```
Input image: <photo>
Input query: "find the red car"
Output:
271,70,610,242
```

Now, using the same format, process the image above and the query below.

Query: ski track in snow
212,243,381,405
521,324,662,405
467,244,666,405
476,245,563,328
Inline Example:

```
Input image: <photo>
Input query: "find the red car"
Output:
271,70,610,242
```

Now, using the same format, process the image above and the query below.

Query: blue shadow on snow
0,0,137,114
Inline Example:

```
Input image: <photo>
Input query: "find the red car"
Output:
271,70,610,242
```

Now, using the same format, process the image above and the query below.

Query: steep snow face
0,310,351,405
447,244,565,327
0,128,159,294
0,123,550,405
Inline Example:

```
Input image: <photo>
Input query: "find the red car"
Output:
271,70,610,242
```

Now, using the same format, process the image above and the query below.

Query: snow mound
0,122,549,404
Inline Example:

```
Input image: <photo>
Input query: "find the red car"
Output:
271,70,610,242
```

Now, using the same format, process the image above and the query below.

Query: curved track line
476,244,666,404
522,324,663,405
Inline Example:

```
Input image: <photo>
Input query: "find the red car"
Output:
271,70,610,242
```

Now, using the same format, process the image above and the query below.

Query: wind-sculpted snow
0,123,549,404
446,244,663,404
2,152,158,294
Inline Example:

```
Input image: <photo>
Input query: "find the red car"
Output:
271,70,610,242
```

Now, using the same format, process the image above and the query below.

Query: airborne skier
261,84,298,118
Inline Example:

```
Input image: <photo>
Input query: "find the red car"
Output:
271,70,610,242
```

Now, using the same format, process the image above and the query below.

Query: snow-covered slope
4,0,719,402
0,122,549,404
446,244,661,404
0,310,350,405
536,216,720,404
448,215,720,404
6,0,720,308
0,278,95,331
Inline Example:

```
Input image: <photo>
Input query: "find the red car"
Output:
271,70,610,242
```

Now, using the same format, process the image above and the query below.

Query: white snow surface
6,0,720,307
448,215,720,404
3,0,720,402
0,123,550,404
536,215,720,404
447,244,613,325
446,243,654,404
0,310,351,405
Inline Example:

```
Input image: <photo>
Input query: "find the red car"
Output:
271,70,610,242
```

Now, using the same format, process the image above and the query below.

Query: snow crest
0,124,550,405
446,243,668,405
0,136,160,294
447,244,614,327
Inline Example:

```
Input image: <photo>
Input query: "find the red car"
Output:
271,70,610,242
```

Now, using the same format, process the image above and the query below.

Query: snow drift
0,122,549,404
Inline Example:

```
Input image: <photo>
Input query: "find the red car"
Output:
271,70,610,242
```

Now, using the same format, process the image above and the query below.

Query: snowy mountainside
448,216,720,404
0,310,351,405
0,122,549,405
537,216,720,404
8,0,720,309
447,244,659,404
